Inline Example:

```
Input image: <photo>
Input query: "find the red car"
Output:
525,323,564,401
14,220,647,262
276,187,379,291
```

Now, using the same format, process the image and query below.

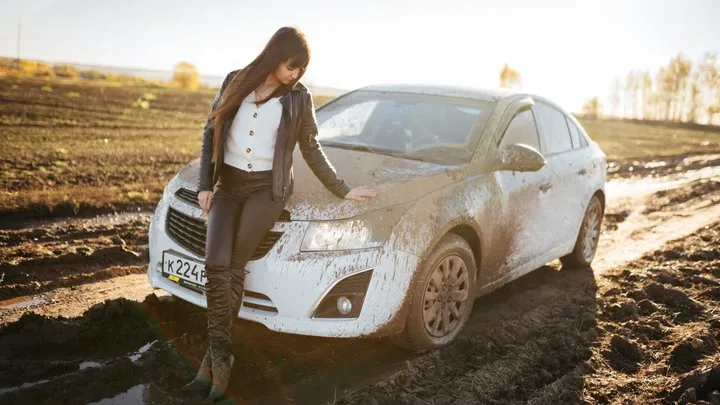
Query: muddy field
0,77,331,223
2,76,720,224
3,76,720,404
0,153,719,404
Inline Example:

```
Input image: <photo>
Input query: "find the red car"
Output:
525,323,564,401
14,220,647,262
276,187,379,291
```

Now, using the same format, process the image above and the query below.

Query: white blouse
224,90,282,172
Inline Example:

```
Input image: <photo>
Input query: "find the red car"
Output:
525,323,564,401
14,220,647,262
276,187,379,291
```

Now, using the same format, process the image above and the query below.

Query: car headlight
300,205,408,252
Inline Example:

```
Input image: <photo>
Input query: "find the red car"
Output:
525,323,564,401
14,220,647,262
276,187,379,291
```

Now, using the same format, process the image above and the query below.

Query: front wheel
392,234,476,352
561,194,604,268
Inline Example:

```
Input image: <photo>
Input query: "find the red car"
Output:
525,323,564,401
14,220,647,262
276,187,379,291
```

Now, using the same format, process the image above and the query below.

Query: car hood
182,148,463,220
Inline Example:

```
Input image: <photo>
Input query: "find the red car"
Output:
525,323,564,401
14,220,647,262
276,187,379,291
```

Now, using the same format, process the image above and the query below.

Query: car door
489,107,556,281
532,101,587,255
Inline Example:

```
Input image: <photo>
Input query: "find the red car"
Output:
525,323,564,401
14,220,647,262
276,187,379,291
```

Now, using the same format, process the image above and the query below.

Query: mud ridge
337,221,720,404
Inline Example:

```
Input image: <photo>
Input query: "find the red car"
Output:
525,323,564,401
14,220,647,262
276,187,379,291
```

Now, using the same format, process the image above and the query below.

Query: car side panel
388,167,540,297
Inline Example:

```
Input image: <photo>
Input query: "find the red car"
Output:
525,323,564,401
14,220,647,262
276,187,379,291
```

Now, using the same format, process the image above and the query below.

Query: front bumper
147,187,420,338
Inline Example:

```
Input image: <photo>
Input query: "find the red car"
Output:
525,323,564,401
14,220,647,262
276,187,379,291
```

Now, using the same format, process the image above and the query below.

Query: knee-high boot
205,266,235,401
181,264,234,395
180,345,213,394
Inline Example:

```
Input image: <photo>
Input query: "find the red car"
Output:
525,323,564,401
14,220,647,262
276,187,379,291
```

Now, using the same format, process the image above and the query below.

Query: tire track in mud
0,213,150,303
594,173,720,273
338,221,720,405
1,159,720,404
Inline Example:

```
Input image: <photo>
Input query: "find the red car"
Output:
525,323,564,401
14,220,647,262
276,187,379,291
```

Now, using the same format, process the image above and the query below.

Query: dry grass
579,118,720,161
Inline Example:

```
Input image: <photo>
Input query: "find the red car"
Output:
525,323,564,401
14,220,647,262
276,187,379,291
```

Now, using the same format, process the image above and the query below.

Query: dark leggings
204,163,285,357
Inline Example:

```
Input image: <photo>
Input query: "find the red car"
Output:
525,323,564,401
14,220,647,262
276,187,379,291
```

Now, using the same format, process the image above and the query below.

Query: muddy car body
147,84,606,350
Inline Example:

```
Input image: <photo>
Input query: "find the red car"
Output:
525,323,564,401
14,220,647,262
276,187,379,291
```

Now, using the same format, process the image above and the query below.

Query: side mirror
496,143,546,172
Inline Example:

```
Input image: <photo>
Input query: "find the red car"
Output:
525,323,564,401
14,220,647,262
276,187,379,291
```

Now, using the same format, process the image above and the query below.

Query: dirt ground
3,77,720,223
1,154,720,405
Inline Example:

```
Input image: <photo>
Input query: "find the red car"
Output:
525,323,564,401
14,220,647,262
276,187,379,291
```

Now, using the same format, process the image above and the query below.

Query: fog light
336,296,352,315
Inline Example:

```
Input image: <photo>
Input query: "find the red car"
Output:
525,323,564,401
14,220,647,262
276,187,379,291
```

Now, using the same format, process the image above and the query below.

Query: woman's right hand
198,191,213,215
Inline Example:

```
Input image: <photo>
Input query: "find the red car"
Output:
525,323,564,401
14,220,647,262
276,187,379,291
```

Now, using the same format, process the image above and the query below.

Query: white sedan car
147,84,606,351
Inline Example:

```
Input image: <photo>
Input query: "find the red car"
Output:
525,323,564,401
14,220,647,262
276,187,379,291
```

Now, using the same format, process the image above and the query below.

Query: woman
181,27,377,400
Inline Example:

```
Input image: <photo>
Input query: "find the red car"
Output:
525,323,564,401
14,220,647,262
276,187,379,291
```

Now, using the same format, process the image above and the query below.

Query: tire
561,194,604,269
392,234,477,352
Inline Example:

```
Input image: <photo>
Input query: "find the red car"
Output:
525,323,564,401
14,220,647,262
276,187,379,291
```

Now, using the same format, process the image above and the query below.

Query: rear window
534,103,573,155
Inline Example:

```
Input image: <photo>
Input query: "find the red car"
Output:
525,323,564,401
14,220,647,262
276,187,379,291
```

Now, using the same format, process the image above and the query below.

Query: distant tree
499,64,522,88
615,51,720,123
640,71,653,119
19,59,38,74
656,67,673,120
688,70,703,123
581,97,603,119
698,52,719,124
662,54,692,121
172,61,200,90
710,104,720,125
54,64,79,79
34,62,54,78
625,70,642,118
610,78,623,117
82,69,107,80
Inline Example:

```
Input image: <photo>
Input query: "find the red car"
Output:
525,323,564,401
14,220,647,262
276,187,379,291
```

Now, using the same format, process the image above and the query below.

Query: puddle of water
606,166,720,200
128,340,158,364
79,361,103,370
86,384,147,405
0,295,46,310
643,161,668,169
682,153,720,164
594,203,720,273
0,360,105,396
0,378,52,396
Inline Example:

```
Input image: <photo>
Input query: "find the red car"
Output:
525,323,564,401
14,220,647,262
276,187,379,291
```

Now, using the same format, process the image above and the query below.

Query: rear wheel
561,194,604,268
392,234,476,352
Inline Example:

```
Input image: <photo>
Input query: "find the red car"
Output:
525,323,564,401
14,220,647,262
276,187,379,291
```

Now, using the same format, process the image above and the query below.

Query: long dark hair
209,26,310,162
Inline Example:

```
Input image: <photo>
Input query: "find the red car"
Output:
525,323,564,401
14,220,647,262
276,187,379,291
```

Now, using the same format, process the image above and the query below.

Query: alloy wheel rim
422,254,470,338
582,199,602,263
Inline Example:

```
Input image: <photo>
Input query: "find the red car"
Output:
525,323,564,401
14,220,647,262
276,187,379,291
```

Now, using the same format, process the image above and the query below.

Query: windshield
315,90,495,165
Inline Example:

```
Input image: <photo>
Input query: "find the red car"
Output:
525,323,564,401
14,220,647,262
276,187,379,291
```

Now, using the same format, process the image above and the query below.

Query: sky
1,0,719,112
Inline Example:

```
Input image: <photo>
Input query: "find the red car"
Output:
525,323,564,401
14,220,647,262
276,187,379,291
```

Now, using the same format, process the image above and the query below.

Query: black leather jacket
197,69,351,201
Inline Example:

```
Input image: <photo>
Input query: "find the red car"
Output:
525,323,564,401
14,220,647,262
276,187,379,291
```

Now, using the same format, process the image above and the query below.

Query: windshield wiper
319,140,431,163
320,140,392,155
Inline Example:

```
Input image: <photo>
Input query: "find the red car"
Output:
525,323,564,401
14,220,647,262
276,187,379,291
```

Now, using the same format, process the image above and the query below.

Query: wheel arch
593,189,606,209
415,218,485,293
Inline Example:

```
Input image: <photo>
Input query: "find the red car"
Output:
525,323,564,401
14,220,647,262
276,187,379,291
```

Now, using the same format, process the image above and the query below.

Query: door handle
540,182,552,192
578,168,588,175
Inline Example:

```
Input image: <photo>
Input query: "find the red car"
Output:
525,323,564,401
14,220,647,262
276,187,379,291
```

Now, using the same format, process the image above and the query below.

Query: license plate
162,250,206,292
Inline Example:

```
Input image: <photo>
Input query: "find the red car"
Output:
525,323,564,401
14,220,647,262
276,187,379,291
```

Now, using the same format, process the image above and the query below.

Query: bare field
2,77,720,223
0,152,719,403
2,76,720,404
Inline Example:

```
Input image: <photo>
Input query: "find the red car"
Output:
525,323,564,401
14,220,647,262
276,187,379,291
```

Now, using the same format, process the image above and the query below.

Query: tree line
584,52,719,124
0,58,203,90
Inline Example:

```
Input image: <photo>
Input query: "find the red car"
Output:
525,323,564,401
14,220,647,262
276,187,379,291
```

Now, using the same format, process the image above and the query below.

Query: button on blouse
224,90,282,172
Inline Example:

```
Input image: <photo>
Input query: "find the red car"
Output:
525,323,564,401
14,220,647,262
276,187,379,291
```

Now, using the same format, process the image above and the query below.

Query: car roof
358,83,522,102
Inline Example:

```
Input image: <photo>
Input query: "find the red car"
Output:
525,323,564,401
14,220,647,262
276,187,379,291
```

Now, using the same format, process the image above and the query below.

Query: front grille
175,188,199,207
165,207,282,260
174,188,291,221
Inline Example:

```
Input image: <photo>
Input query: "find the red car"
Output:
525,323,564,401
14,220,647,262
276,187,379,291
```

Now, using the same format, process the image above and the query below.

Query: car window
535,103,573,155
499,109,540,151
580,133,588,147
318,100,378,140
315,90,494,165
566,117,582,149
576,122,590,147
